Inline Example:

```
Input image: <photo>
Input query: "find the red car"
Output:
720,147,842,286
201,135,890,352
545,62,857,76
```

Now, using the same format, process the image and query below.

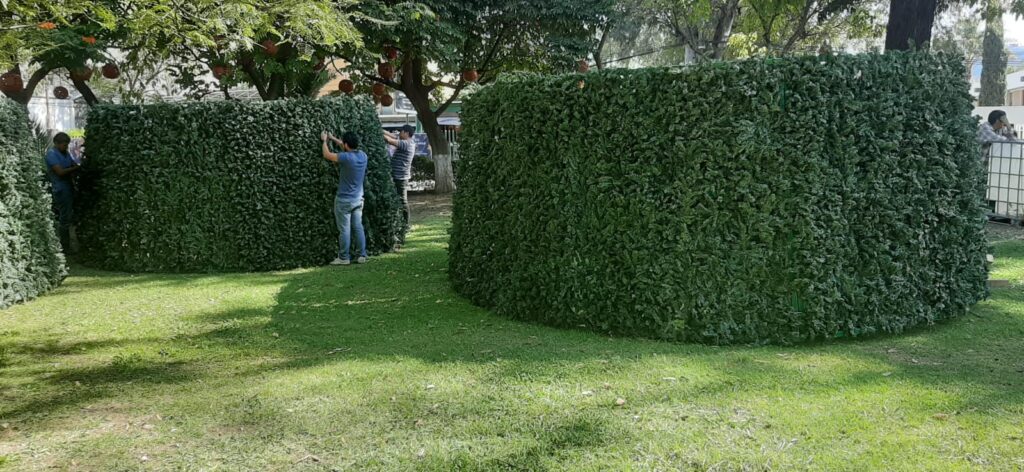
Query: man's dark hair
401,125,416,136
341,131,360,150
988,110,1007,125
53,132,71,145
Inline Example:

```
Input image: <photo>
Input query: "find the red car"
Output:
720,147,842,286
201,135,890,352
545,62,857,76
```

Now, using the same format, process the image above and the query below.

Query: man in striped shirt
383,124,416,247
978,110,1016,146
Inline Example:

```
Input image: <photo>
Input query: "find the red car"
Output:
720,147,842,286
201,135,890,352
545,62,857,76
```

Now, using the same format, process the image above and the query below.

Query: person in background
45,132,83,253
69,137,85,164
382,124,416,248
322,130,369,266
978,110,1017,147
1003,123,1019,140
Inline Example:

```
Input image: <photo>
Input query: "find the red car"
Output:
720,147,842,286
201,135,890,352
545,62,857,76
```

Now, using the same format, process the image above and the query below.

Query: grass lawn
2,195,1023,471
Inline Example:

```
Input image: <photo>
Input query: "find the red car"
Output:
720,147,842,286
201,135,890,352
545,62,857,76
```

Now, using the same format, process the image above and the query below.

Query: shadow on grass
0,358,194,421
2,215,1023,459
42,266,295,298
187,216,1024,407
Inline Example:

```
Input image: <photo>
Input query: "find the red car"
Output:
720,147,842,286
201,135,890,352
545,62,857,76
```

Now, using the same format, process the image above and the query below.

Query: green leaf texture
450,52,989,345
77,97,404,273
0,98,66,308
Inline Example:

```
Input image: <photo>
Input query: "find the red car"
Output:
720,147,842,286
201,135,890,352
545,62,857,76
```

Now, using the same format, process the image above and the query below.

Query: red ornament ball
0,72,24,93
101,63,120,79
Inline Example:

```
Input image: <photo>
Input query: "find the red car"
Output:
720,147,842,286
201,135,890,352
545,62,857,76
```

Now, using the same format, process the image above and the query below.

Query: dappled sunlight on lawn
1,215,1023,470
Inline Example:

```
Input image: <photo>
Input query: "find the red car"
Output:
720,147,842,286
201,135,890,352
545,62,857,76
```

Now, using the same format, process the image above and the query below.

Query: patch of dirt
409,192,452,223
987,221,1024,244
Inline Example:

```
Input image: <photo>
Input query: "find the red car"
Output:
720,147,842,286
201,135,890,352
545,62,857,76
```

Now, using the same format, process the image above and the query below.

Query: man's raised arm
382,130,399,147
321,131,338,162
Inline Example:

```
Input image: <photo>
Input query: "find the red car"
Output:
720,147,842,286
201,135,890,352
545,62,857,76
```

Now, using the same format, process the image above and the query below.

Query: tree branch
477,24,508,75
238,52,269,100
24,65,51,97
781,0,817,54
436,82,467,116
595,20,612,69
362,73,400,90
71,78,99,106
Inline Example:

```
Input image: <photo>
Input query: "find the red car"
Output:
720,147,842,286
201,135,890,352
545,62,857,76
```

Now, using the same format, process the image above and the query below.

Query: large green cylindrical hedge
77,98,404,273
0,98,66,308
450,53,988,345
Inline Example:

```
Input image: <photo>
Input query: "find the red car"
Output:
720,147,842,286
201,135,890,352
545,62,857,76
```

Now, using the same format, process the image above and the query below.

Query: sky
1009,15,1024,44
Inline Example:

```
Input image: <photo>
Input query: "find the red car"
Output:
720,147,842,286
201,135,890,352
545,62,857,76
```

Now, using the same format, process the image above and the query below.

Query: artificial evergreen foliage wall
78,98,403,272
450,53,988,345
0,98,65,308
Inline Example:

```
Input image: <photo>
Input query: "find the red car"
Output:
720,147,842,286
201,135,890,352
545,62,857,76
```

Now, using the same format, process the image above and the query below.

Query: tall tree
932,5,984,82
884,0,938,51
1,0,365,106
979,0,1007,105
346,0,611,194
643,0,742,63
590,3,683,69
599,0,881,66
149,0,365,101
739,0,882,56
881,0,1024,53
0,0,117,105
593,2,643,69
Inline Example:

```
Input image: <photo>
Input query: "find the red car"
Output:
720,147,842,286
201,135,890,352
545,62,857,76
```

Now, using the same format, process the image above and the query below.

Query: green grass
2,209,1024,471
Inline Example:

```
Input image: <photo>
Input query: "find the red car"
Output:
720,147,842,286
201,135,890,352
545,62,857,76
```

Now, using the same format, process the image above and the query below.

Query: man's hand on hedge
321,131,329,142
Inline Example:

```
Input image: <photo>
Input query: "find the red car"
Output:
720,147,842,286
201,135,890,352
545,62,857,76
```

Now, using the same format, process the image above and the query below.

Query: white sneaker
331,258,351,266
356,256,367,264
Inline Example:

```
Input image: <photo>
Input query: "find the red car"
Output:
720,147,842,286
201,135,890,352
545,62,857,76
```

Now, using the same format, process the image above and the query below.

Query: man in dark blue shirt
322,130,368,265
44,132,82,253
383,124,416,247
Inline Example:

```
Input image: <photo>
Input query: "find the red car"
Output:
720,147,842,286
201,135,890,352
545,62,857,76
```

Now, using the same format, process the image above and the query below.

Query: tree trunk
422,112,456,194
672,0,739,64
684,45,698,64
71,79,99,106
884,0,938,51
2,65,52,106
979,0,1006,106
710,0,741,60
594,22,611,70
402,75,456,194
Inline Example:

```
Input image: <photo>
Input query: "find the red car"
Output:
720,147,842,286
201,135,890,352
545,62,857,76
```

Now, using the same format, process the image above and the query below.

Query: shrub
450,53,988,345
0,98,66,308
411,155,435,182
77,98,404,273
411,155,459,183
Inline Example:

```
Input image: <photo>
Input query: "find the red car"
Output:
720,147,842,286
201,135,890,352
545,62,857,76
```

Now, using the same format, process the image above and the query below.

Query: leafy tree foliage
342,0,612,194
0,0,364,105
932,5,985,81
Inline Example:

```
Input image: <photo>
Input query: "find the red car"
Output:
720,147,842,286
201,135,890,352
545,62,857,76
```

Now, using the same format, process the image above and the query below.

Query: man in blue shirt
382,124,416,247
45,132,82,253
322,130,368,265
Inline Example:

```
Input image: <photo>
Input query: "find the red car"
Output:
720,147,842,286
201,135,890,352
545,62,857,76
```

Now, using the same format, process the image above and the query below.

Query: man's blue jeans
335,197,367,261
52,188,73,252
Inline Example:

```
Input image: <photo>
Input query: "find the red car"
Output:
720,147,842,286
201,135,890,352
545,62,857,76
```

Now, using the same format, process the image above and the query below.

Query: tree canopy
0,0,366,103
340,0,613,193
